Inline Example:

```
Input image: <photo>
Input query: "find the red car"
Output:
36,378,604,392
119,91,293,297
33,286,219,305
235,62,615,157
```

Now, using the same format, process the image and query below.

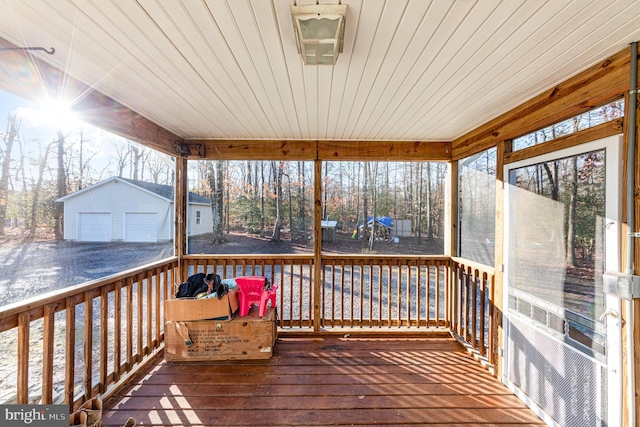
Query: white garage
78,213,112,242
58,177,213,242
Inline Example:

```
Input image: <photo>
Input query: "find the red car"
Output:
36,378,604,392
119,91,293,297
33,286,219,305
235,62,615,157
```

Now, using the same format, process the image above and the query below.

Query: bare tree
29,140,55,237
208,160,225,244
54,131,65,240
566,157,578,267
0,112,20,235
271,161,284,242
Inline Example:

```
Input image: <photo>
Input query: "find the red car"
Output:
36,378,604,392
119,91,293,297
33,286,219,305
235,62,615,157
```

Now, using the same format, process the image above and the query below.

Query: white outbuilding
57,177,213,242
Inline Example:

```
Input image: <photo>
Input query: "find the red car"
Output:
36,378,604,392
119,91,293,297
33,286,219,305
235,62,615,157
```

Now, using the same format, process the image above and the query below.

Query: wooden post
313,157,322,332
175,156,188,284
446,161,458,328
493,139,510,379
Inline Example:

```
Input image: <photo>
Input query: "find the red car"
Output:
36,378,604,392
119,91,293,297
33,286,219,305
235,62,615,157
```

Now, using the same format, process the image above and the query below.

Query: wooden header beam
188,139,452,161
0,37,181,156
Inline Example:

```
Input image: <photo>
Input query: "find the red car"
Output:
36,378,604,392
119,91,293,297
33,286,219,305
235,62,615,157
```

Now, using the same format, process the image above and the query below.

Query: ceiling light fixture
174,141,204,158
291,3,347,65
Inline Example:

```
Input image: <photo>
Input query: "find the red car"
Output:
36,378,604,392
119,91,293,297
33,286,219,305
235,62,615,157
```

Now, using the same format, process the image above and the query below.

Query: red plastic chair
235,276,278,317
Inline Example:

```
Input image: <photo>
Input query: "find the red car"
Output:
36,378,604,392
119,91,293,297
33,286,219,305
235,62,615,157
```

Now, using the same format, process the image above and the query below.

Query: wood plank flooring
103,332,544,426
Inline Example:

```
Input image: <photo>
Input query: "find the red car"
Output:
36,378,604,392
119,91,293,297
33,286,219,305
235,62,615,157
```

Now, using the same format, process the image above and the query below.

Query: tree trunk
30,141,55,237
0,113,19,236
210,160,225,244
566,158,578,267
271,161,284,242
426,162,433,240
361,164,369,251
54,131,65,240
298,161,306,242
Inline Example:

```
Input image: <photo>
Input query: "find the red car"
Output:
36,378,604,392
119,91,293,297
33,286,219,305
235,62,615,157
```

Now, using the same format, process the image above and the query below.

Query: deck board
103,333,544,426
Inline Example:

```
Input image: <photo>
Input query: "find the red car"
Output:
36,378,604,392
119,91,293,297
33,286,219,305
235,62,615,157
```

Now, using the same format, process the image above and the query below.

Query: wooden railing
0,257,177,408
450,257,496,365
0,254,496,408
181,254,463,330
320,255,451,328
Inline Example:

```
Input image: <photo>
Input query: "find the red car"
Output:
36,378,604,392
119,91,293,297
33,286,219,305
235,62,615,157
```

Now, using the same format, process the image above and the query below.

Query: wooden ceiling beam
0,37,181,156
188,139,452,161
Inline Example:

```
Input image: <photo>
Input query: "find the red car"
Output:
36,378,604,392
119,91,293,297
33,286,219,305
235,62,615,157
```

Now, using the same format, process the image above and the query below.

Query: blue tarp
363,216,393,228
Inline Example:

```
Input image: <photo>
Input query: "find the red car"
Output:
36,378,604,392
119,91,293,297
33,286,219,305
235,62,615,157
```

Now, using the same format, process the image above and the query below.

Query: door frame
502,134,623,427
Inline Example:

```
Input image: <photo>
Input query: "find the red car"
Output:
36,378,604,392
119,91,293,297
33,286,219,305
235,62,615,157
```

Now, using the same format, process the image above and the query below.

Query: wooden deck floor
103,332,544,427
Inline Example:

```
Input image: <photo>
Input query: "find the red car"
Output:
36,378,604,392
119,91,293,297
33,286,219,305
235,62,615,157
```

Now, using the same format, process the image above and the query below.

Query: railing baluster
83,291,93,401
398,264,403,327
341,260,346,327
100,287,108,393
65,296,76,406
471,269,478,351
378,263,383,328
407,262,412,327
436,265,441,326
479,272,487,357
135,275,142,362
42,304,54,404
416,263,421,327
17,311,29,404
359,261,364,328
368,260,373,327
387,263,392,327
146,271,152,355
114,281,122,383
155,267,161,348
126,277,133,372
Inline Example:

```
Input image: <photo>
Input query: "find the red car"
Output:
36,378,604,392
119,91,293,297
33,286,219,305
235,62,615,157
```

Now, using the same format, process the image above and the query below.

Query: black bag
175,273,221,298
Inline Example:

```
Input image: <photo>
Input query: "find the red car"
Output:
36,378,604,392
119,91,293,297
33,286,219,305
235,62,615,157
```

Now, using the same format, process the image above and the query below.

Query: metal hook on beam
0,46,55,55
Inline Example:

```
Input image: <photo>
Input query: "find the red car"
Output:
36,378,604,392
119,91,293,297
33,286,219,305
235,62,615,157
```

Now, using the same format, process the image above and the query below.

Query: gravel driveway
0,241,173,307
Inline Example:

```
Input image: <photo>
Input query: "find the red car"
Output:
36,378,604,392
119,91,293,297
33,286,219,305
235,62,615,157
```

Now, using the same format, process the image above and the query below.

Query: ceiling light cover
291,4,347,65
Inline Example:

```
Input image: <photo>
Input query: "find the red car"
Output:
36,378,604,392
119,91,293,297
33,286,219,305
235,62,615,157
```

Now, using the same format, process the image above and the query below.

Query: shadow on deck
103,333,543,426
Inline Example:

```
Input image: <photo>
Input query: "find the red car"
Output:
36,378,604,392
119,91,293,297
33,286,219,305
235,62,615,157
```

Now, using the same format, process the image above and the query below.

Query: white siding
188,203,213,236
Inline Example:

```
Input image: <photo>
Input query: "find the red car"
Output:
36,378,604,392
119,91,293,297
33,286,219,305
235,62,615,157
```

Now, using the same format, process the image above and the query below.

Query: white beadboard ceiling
0,0,639,142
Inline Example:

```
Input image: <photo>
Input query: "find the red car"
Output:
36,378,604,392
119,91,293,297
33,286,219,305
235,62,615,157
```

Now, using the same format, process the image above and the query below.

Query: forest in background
187,159,447,252
0,93,448,252
0,106,175,243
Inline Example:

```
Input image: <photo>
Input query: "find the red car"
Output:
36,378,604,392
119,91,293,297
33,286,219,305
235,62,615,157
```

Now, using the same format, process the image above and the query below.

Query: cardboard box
164,307,278,361
164,289,239,321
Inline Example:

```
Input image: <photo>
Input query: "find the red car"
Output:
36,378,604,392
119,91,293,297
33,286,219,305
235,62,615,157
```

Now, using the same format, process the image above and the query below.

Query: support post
313,157,322,331
175,156,188,284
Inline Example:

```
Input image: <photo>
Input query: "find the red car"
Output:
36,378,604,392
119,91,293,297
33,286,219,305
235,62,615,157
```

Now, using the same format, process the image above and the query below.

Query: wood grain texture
103,334,544,426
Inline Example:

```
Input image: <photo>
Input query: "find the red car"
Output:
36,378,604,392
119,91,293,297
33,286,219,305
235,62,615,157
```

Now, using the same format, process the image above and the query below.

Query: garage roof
57,177,211,204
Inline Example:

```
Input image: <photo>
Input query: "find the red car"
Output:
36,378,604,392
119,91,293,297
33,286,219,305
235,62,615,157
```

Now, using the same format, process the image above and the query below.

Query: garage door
125,213,158,242
78,213,111,242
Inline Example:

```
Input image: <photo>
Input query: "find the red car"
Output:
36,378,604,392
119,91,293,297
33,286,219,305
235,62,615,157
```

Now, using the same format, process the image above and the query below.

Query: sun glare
18,98,80,131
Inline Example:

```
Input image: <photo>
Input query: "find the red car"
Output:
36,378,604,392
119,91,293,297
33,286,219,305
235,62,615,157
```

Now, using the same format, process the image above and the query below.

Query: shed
321,220,337,242
57,177,213,242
